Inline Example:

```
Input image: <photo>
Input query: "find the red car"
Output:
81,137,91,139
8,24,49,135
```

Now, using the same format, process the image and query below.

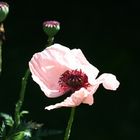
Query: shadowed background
0,1,140,140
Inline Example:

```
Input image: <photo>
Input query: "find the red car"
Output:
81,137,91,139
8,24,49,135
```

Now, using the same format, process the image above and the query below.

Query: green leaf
12,130,31,140
0,121,6,138
20,110,29,117
0,113,14,127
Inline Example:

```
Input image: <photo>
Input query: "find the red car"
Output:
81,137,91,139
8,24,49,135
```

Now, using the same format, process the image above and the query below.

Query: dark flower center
58,69,89,92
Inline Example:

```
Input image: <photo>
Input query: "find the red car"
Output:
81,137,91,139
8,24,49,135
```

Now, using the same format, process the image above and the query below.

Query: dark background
0,0,140,140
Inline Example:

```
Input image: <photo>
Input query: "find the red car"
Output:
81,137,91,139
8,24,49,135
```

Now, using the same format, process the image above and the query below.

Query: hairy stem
14,68,30,127
0,41,2,74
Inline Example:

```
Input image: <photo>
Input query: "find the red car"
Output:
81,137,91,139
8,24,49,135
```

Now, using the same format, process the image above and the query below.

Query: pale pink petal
71,49,99,83
95,73,120,90
82,94,94,105
29,43,82,98
70,88,93,105
45,88,94,110
87,84,100,95
29,43,99,98
29,44,73,98
29,43,120,108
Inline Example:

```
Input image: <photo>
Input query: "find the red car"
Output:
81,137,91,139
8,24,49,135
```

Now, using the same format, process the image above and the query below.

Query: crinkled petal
71,49,99,83
95,73,120,90
29,44,73,98
29,43,119,102
29,43,99,98
45,88,94,110
82,93,94,105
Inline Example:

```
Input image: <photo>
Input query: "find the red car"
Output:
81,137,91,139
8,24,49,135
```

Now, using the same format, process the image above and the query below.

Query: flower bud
0,2,9,22
43,20,60,37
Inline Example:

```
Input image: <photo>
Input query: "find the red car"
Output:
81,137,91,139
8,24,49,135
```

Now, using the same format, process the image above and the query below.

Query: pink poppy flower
29,43,120,110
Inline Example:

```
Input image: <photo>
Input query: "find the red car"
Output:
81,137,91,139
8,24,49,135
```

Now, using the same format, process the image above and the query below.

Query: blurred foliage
0,112,62,140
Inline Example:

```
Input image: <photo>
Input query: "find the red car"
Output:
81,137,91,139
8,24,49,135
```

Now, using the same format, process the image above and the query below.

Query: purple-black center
59,69,89,92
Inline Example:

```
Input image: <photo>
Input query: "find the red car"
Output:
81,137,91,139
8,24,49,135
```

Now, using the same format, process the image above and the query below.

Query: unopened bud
0,2,9,22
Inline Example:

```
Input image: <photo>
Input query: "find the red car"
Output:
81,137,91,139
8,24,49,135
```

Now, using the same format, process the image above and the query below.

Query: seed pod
0,2,9,22
43,20,60,37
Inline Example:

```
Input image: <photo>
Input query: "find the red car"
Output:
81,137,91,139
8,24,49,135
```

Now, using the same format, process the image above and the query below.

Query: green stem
14,35,53,128
0,23,5,75
64,107,76,140
0,41,2,74
14,68,30,127
47,36,54,47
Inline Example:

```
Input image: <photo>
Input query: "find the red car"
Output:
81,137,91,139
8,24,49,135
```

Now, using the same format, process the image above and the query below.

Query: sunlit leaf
20,110,29,117
0,121,6,138
12,130,31,140
0,113,14,127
